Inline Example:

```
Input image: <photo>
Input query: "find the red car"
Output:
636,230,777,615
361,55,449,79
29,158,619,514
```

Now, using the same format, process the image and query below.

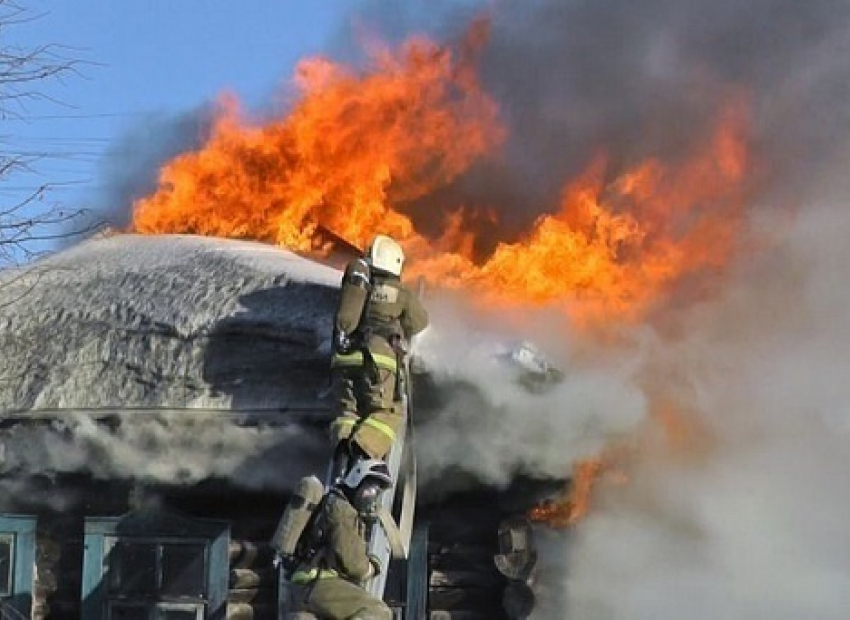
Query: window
155,605,204,620
0,534,14,597
82,510,229,620
105,538,208,601
0,515,36,616
107,604,148,620
108,601,203,620
108,541,158,595
161,543,206,598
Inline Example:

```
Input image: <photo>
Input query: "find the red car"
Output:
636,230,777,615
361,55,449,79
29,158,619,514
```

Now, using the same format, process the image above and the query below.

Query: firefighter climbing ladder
276,355,427,619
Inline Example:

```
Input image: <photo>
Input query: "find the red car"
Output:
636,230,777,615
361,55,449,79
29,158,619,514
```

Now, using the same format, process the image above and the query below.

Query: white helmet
341,459,393,517
342,459,393,491
367,234,405,277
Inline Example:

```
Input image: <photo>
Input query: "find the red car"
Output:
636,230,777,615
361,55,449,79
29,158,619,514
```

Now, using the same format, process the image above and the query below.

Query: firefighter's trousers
290,576,392,620
329,341,402,460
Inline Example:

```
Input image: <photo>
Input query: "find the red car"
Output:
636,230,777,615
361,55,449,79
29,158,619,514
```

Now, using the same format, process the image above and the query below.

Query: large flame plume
133,21,502,257
129,21,761,533
132,23,755,325
409,98,751,323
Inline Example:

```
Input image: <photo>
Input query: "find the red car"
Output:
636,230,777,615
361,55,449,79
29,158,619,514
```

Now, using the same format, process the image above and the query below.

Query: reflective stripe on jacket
290,567,339,584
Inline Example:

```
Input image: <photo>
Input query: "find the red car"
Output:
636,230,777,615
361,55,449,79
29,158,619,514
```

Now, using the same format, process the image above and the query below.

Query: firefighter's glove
335,331,352,355
389,334,409,356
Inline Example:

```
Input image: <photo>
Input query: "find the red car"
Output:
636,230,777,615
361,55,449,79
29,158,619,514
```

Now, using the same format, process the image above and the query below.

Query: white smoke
521,152,850,618
414,298,648,490
412,162,850,617
0,412,327,492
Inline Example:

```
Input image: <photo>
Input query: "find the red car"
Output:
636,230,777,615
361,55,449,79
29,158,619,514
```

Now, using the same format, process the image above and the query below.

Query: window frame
0,514,36,616
0,532,16,597
104,536,210,600
82,509,229,620
106,599,205,620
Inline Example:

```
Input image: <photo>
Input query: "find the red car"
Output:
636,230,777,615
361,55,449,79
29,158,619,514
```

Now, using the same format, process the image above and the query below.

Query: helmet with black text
340,458,393,517
367,234,405,277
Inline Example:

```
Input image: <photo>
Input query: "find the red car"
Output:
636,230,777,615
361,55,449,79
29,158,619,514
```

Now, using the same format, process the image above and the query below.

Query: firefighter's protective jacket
330,257,429,458
289,491,391,619
334,257,428,347
291,489,376,584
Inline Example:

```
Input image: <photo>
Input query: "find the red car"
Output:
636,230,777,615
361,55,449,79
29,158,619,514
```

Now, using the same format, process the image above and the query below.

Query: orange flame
406,98,752,323
129,23,756,530
133,25,503,256
132,25,753,325
529,459,607,527
528,398,715,529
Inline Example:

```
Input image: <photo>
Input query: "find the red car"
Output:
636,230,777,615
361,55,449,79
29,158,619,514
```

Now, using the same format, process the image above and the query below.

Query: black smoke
94,1,850,245
337,0,850,242
86,105,215,233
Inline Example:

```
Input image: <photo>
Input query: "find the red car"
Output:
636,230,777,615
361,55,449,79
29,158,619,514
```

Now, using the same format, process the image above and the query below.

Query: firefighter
329,234,428,474
288,459,394,620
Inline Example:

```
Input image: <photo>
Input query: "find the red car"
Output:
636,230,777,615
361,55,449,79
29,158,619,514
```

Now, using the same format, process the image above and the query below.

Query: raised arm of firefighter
334,257,371,354
399,284,428,341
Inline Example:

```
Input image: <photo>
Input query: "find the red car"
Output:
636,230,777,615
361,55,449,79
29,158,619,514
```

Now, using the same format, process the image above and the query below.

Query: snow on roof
39,233,342,286
0,233,342,412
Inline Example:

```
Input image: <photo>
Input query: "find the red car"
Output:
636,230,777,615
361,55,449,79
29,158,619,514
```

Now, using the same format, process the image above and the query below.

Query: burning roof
129,21,758,327
8,2,850,614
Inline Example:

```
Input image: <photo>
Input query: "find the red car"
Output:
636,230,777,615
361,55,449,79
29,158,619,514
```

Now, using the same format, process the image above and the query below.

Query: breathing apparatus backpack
270,475,326,576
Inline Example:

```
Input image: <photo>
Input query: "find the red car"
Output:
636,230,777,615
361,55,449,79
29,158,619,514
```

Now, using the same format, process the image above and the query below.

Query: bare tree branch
0,0,98,269
0,261,47,310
